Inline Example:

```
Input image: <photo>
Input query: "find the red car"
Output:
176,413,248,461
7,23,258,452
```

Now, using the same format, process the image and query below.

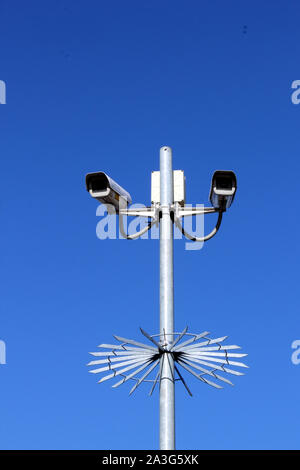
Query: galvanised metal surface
159,146,175,450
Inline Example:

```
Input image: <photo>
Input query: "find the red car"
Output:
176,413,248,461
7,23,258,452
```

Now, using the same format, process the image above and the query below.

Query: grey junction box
151,170,186,206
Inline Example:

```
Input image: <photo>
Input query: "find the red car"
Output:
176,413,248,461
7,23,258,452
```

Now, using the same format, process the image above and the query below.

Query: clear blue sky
1,0,300,450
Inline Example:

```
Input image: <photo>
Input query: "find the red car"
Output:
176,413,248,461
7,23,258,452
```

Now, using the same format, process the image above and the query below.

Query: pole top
159,146,173,166
160,146,172,152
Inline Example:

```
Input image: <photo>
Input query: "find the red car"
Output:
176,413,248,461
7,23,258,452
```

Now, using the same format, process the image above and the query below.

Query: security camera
85,171,132,213
209,170,237,210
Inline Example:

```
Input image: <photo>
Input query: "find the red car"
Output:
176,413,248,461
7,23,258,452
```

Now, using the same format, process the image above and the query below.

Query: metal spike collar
87,327,248,396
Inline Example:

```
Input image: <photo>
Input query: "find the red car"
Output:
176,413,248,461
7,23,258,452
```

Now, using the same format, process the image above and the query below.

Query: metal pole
159,146,175,450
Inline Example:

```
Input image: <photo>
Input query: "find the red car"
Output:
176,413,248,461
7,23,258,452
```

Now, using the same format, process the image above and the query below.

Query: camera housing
85,171,132,213
209,170,237,209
